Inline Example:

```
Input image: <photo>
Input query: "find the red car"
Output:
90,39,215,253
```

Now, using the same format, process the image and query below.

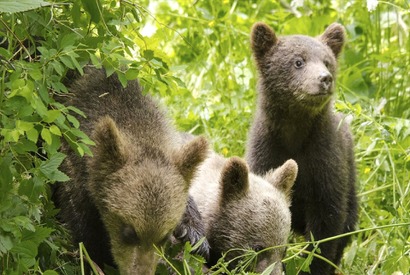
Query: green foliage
0,0,179,273
156,239,207,275
0,0,409,274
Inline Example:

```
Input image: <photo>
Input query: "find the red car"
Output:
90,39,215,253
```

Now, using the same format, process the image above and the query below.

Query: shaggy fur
54,68,209,274
190,151,297,274
246,22,358,274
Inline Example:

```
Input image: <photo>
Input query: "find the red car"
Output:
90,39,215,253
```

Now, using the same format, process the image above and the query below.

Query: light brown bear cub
54,68,208,274
190,151,297,274
246,23,358,274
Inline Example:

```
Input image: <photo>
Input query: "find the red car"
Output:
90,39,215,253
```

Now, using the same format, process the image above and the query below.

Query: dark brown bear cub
54,68,208,274
246,23,358,274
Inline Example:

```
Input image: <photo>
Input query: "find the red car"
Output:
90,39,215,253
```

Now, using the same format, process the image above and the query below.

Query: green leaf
18,178,40,202
260,263,278,275
39,153,70,182
1,128,21,142
125,69,140,80
51,61,64,76
43,110,62,123
89,53,102,68
0,157,13,187
0,234,13,255
13,217,35,232
59,56,75,69
37,46,49,58
9,79,34,102
130,7,141,22
43,271,59,275
71,0,81,25
26,128,39,143
15,138,37,153
33,96,48,117
104,62,115,77
70,128,90,140
78,142,93,156
80,137,95,146
117,72,128,87
20,256,36,271
0,47,11,59
66,105,86,117
16,120,34,132
48,170,70,182
81,0,101,23
49,125,62,136
40,153,65,173
66,114,80,128
76,144,85,156
0,0,51,13
23,227,54,244
143,50,154,60
51,80,68,93
11,240,37,258
60,33,80,48
41,128,52,145
344,240,358,267
69,54,84,75
28,67,43,81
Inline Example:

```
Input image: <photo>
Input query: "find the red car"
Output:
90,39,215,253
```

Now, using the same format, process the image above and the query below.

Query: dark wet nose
319,72,333,90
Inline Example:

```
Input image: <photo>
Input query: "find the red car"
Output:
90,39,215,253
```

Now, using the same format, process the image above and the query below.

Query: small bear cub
246,23,358,274
190,150,297,274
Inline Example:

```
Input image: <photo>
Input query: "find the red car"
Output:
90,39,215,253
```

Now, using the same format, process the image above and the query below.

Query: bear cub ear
174,136,209,186
264,159,298,202
251,22,278,60
319,22,346,58
220,157,249,203
91,116,129,173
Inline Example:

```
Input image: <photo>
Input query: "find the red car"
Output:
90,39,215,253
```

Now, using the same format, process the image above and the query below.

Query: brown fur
190,151,297,274
246,23,358,275
54,68,208,274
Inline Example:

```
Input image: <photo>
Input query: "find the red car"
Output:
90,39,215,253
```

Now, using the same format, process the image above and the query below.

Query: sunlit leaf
49,125,62,136
0,0,51,13
41,128,52,145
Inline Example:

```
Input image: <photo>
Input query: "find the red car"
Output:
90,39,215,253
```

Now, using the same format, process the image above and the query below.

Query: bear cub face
190,153,297,274
251,23,345,111
87,116,208,274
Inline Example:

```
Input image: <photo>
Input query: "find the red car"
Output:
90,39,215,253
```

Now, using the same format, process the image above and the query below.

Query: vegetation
0,0,409,274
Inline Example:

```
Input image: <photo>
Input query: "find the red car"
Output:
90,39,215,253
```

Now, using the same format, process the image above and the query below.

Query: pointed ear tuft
319,23,345,58
174,136,209,186
220,157,249,204
251,22,278,60
90,116,128,174
264,159,298,202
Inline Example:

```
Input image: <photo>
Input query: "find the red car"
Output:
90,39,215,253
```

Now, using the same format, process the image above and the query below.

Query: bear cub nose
319,71,333,91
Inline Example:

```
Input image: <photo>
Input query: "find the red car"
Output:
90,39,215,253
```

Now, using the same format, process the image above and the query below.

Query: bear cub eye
252,245,265,252
294,59,305,69
121,224,140,245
